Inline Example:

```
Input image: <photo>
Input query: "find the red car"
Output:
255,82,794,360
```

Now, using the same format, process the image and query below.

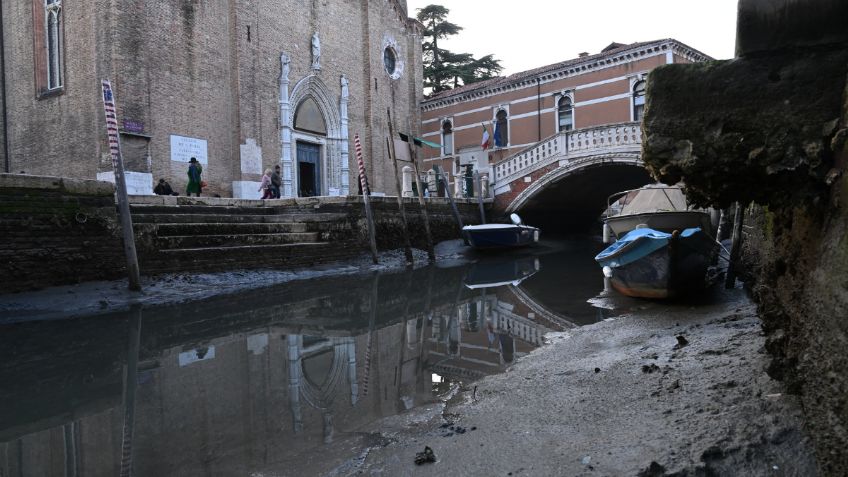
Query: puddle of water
0,237,619,476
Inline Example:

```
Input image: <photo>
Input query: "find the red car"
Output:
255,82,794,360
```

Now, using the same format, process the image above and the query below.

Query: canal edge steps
130,202,358,275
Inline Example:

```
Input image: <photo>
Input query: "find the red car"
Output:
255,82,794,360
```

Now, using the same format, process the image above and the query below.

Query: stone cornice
422,39,712,112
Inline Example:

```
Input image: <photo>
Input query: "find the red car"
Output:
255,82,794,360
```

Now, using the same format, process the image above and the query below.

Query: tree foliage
416,5,503,95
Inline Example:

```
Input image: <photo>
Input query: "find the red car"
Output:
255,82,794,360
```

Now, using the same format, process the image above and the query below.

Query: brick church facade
419,39,710,190
0,0,423,198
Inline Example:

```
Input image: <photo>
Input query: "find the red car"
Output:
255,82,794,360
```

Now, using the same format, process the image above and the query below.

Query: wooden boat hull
463,224,540,250
596,228,716,299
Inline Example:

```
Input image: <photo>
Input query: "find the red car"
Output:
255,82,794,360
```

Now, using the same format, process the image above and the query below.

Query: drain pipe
0,1,10,173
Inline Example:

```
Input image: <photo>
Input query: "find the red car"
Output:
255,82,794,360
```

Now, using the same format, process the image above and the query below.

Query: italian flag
481,124,490,150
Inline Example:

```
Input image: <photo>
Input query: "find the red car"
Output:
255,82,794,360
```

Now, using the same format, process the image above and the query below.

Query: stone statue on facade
280,53,290,81
311,32,321,70
340,75,349,99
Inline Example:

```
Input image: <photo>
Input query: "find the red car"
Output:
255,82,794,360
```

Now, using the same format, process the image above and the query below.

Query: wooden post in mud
386,109,414,266
474,171,486,224
436,165,466,241
354,134,379,264
725,202,745,288
405,120,436,263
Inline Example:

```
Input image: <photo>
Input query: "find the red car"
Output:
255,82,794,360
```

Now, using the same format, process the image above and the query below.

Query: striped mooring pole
354,134,379,264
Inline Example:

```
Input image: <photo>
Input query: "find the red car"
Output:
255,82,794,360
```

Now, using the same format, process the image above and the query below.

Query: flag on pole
481,124,490,150
354,133,371,195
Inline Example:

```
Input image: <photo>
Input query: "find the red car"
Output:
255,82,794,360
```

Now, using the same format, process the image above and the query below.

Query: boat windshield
605,185,692,217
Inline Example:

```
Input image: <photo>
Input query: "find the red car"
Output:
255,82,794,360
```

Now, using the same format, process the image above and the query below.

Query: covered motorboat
463,214,540,250
595,227,717,299
603,184,713,243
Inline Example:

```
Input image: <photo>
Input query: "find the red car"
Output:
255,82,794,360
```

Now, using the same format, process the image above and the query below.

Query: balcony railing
492,122,642,185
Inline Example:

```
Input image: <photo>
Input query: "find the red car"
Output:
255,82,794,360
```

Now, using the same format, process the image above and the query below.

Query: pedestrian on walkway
259,169,273,199
186,157,203,197
271,165,282,198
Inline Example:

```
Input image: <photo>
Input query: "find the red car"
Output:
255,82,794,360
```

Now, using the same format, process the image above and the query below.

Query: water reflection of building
0,261,571,475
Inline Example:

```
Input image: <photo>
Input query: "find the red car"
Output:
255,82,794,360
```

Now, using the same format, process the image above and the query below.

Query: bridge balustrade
492,122,642,187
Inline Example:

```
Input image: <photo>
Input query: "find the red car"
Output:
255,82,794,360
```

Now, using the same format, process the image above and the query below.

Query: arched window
557,96,573,132
633,80,646,122
45,0,64,90
495,109,508,148
294,97,327,135
441,120,453,156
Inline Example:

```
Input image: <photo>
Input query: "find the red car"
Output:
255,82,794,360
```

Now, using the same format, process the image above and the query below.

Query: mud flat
356,287,817,476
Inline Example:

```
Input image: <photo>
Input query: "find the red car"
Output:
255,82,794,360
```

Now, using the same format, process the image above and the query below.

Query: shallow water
0,237,617,476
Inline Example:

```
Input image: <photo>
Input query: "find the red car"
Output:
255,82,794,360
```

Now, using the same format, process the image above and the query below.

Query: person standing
258,169,273,199
186,157,203,197
271,165,282,199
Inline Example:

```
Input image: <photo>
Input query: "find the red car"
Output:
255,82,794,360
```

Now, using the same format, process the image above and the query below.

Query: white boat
463,214,540,250
602,184,713,243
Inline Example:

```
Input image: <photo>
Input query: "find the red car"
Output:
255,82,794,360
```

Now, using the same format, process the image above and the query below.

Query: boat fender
602,266,613,278
602,223,613,244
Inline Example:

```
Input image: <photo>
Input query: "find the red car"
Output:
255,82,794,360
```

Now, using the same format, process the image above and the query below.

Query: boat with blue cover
595,227,717,299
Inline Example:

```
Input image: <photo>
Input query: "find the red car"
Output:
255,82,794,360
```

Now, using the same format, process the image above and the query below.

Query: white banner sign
170,135,208,164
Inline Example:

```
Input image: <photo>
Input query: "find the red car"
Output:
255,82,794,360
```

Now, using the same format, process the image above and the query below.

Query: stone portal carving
311,32,321,71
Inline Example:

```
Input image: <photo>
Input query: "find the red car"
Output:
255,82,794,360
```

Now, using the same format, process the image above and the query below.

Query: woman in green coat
186,157,203,196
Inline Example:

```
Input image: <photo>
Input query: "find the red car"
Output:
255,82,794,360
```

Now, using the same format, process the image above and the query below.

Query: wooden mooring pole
386,109,414,266
405,121,436,263
101,80,141,291
436,165,466,241
354,134,379,264
725,202,745,289
474,171,486,224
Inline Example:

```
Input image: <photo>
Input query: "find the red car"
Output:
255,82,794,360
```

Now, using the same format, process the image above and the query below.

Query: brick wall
0,174,127,293
1,0,423,198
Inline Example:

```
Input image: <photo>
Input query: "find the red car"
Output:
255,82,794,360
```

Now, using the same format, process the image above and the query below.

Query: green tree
417,5,503,94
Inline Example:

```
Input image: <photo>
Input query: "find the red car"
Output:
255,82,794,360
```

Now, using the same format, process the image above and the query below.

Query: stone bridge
491,122,652,229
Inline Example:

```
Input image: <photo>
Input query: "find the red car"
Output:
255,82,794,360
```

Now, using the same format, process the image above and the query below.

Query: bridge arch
504,153,652,231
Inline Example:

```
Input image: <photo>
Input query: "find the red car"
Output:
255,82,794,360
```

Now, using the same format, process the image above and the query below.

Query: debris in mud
642,364,661,374
638,461,667,476
414,446,436,465
673,335,689,350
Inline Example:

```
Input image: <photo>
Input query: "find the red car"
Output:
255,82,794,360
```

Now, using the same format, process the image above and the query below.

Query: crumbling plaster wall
640,0,848,473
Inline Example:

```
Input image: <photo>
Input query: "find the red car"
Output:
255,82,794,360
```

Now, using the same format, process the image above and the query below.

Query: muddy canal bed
0,238,815,476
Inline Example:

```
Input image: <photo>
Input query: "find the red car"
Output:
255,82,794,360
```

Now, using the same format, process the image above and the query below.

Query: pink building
419,39,711,224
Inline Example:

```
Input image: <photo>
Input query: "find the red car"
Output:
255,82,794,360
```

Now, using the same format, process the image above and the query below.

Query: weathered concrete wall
641,0,848,473
0,174,127,293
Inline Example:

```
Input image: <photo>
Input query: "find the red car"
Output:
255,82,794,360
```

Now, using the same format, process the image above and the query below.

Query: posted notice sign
170,135,208,164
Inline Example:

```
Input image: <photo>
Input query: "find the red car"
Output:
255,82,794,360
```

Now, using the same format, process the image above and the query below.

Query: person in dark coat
154,178,175,196
186,157,203,197
271,165,282,198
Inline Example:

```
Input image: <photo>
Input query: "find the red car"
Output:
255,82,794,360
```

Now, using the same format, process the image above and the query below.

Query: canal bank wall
641,0,848,473
0,173,487,294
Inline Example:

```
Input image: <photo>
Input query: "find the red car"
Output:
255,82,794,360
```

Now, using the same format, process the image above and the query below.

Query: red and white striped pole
354,134,370,195
354,134,378,264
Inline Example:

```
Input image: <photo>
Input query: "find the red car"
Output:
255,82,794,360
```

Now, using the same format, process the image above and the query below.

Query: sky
405,0,738,76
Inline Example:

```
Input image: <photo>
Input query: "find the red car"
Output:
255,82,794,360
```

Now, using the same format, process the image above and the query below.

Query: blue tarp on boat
595,227,702,268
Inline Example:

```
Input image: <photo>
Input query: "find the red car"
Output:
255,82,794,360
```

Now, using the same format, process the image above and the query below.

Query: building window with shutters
441,119,453,156
494,109,508,148
632,80,646,122
33,0,65,96
557,96,574,132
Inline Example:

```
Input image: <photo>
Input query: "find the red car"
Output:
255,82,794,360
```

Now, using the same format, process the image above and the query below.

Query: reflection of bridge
491,123,651,227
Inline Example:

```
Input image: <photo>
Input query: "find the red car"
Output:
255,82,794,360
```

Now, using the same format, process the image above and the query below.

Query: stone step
130,204,353,216
139,242,358,274
155,232,321,249
153,222,309,236
132,212,348,224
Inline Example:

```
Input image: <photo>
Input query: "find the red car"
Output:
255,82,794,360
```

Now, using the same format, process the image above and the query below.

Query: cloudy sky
406,0,738,75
